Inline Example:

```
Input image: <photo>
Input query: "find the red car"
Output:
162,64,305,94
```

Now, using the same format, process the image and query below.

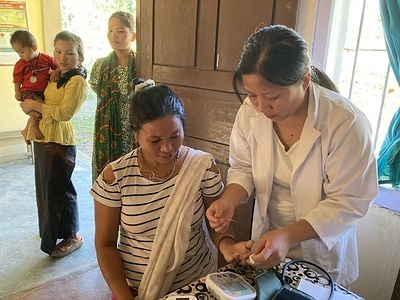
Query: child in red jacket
10,30,58,143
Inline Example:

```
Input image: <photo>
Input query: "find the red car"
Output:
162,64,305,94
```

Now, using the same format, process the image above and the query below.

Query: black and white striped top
90,148,224,292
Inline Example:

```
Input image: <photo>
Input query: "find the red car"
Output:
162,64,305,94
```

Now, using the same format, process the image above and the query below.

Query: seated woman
90,79,253,300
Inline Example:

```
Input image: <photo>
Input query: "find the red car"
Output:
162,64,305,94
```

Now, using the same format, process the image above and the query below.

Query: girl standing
89,11,136,182
21,31,87,257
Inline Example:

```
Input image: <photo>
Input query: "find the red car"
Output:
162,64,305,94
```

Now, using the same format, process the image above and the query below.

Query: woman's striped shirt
90,148,224,292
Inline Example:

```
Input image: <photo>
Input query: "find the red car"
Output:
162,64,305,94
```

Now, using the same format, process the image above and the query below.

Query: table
163,258,364,299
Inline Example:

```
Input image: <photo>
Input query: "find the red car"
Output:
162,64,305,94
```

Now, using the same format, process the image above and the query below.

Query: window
312,0,399,154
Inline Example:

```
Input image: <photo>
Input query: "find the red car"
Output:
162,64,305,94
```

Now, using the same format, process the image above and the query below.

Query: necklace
29,53,40,83
138,147,187,182
29,53,47,83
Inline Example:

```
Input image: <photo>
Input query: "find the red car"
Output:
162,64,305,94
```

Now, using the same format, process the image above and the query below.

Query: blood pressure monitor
205,272,256,300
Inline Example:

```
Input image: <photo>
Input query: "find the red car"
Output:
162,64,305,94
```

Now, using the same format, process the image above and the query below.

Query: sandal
51,237,84,258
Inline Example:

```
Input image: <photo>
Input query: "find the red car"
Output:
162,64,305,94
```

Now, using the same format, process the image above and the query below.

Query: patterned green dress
89,50,136,182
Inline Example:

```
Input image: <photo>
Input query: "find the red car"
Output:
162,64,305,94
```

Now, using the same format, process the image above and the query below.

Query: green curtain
378,0,400,189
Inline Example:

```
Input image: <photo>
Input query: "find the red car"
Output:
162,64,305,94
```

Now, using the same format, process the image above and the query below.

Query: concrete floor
0,151,112,300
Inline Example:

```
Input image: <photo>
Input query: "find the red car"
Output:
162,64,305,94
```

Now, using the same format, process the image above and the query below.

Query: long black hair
129,79,185,133
233,25,339,102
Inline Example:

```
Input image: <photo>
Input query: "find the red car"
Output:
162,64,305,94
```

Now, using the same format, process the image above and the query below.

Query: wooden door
136,0,298,261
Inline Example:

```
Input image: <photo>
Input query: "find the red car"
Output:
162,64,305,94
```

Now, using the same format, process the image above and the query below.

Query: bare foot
21,128,31,145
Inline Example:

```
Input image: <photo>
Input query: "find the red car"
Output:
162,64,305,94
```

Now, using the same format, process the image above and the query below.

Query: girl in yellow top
20,31,87,257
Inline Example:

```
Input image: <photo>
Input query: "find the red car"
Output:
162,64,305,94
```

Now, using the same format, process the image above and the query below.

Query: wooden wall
136,0,299,264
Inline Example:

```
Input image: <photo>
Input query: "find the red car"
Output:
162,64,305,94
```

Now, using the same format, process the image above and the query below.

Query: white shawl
137,149,212,300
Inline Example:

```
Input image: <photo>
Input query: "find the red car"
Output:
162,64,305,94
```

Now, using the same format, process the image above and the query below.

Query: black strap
57,67,87,89
282,259,335,300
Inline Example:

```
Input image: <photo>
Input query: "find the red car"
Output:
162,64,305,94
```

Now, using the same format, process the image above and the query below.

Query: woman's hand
220,239,254,266
50,68,61,82
247,220,318,268
21,100,43,119
21,99,42,115
206,198,235,233
29,111,42,120
20,99,35,114
246,229,291,269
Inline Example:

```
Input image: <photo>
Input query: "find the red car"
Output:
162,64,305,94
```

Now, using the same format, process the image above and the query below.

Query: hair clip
130,78,156,92
254,22,265,32
134,79,155,92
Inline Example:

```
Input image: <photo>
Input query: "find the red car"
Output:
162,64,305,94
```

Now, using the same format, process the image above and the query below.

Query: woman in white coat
206,25,378,287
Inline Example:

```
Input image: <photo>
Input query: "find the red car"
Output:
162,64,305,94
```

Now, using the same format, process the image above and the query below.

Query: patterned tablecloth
163,258,364,299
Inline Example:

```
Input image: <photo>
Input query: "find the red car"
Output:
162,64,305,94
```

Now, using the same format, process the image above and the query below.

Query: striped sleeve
201,155,224,197
90,168,122,208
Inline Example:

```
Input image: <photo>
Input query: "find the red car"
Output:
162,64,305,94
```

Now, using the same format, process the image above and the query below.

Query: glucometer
205,272,256,300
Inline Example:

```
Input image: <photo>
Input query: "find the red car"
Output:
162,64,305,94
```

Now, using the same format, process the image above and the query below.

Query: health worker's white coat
227,83,378,286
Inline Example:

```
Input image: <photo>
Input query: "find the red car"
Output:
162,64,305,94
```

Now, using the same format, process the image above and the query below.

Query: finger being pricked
227,253,250,266
247,251,281,269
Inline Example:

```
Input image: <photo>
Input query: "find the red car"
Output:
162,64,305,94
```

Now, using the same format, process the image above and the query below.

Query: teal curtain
378,0,400,189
